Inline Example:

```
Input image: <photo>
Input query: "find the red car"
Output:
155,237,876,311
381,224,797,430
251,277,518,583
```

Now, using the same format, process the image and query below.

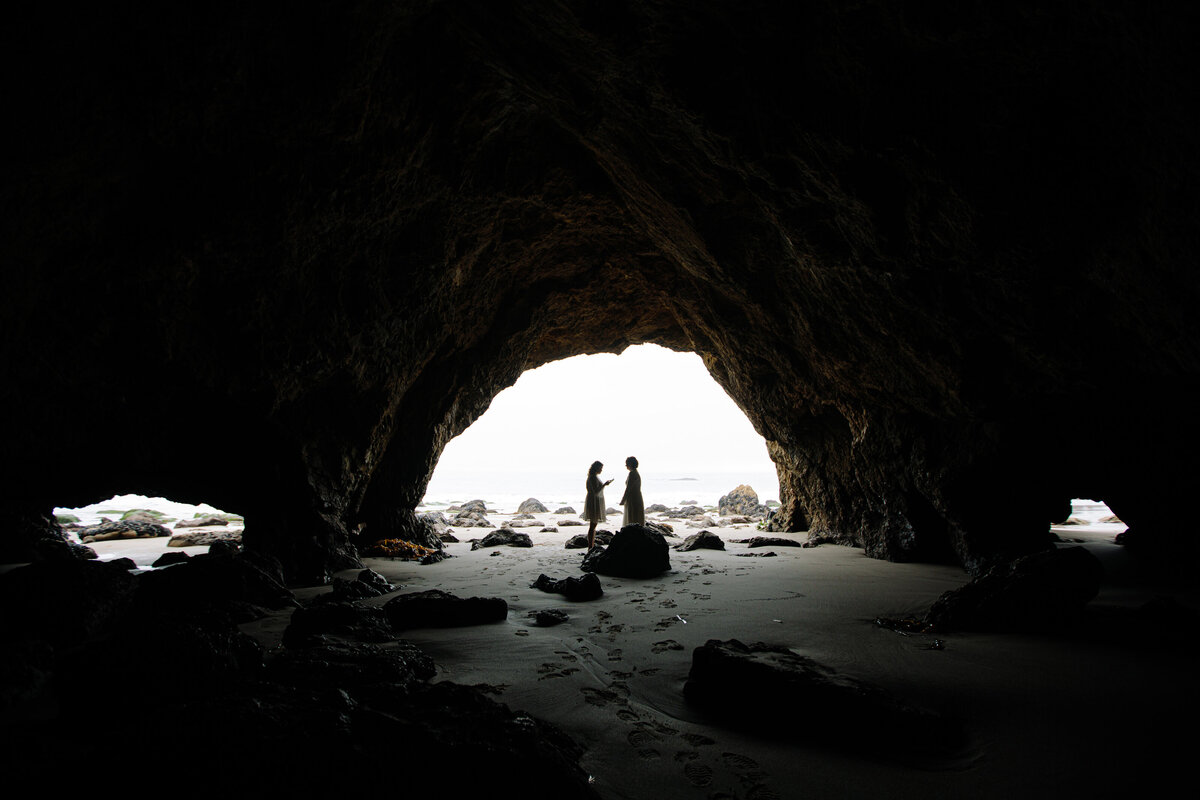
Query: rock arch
3,1,1198,580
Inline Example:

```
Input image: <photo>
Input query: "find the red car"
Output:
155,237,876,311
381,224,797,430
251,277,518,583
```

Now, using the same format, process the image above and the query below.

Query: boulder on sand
530,572,603,601
677,531,725,551
384,589,507,629
580,524,670,578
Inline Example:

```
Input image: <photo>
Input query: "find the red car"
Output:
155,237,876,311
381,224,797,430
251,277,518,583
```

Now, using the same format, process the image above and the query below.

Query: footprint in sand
721,753,759,771
660,599,677,608
515,630,530,636
538,668,580,680
608,649,623,661
581,687,625,707
616,708,640,723
651,639,684,653
681,733,715,747
627,728,661,760
682,759,713,787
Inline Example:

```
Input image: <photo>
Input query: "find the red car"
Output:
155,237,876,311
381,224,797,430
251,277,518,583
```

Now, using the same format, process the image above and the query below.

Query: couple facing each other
583,457,644,550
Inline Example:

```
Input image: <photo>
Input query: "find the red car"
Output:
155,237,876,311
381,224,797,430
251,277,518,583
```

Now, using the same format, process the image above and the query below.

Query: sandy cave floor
89,519,1197,799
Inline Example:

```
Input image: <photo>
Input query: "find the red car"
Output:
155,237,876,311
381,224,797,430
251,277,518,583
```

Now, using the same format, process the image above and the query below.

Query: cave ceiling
3,1,1198,578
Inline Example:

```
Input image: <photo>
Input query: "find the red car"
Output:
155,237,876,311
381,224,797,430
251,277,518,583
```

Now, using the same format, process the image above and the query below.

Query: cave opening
422,343,781,514
51,493,245,568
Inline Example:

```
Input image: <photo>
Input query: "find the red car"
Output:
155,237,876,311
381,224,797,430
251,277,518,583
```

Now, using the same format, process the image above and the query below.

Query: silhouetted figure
620,456,645,526
583,460,612,550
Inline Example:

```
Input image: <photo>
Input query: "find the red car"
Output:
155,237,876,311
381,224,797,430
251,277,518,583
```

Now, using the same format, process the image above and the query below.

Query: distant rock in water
120,509,175,525
168,529,243,548
554,506,576,515
458,499,488,513
80,520,170,543
646,504,668,513
1055,517,1090,526
518,498,548,514
174,515,229,528
1099,514,1123,524
718,485,769,519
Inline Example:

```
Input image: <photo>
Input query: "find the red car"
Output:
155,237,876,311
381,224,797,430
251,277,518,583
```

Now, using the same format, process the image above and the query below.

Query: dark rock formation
554,506,577,515
151,551,192,568
646,504,669,513
924,546,1104,633
79,520,171,543
384,589,508,629
470,529,533,550
742,536,805,549
684,639,963,758
3,1,1199,584
167,529,243,547
645,521,676,537
581,524,670,578
677,531,725,551
0,559,137,648
531,572,604,601
565,530,613,549
134,547,298,619
282,602,396,647
535,609,571,626
174,515,230,528
311,568,396,605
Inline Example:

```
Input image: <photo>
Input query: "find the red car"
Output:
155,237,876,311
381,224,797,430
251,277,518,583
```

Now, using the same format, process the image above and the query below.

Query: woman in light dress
583,460,613,550
620,456,645,526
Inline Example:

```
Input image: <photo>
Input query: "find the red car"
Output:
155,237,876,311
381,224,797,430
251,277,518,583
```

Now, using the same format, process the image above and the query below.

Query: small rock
534,609,570,626
677,531,725,551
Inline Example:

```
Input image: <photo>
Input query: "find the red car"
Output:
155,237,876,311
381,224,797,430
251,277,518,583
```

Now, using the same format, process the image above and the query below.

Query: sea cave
2,2,1197,796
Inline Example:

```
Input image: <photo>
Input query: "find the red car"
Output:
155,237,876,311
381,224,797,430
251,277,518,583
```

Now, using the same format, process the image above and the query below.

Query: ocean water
54,486,1118,525
420,468,783,513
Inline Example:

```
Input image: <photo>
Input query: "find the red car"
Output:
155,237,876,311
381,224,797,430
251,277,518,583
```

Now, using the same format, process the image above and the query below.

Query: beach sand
87,513,1195,799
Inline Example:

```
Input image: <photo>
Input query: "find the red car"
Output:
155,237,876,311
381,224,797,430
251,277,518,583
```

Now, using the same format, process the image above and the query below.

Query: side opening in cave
50,493,245,568
422,343,781,515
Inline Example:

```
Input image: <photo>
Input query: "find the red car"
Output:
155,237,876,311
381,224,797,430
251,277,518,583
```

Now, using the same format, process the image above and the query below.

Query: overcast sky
432,343,777,476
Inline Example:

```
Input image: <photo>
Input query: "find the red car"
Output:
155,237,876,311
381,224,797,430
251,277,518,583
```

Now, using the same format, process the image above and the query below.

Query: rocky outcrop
3,2,1198,583
717,485,768,519
677,531,725,551
924,546,1103,632
531,572,604,602
684,639,963,757
383,589,508,629
79,520,171,543
470,530,533,550
518,498,549,513
174,515,230,528
581,525,671,578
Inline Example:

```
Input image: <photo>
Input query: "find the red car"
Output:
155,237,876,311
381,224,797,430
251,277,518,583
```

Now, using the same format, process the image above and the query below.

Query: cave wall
3,0,1198,578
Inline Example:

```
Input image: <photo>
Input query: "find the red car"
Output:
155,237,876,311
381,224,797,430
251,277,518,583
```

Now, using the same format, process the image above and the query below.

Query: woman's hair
626,456,638,468
589,460,603,475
